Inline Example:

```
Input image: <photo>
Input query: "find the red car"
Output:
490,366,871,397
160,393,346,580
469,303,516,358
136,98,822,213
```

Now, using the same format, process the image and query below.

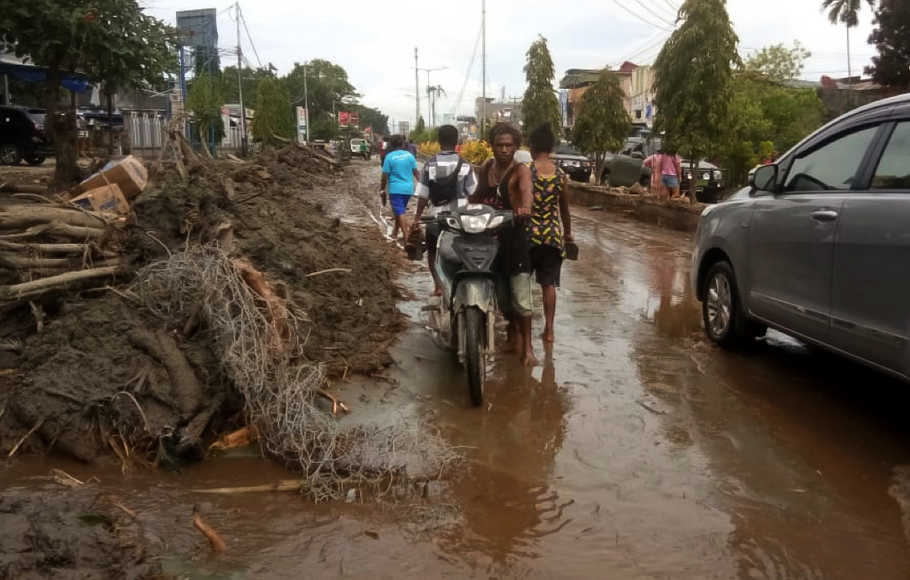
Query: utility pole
481,0,487,138
417,67,447,127
414,47,420,132
236,2,247,156
303,61,310,142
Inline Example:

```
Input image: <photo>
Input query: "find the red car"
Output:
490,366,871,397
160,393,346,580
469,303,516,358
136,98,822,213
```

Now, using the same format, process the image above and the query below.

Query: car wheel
702,261,757,347
0,144,21,166
25,154,46,166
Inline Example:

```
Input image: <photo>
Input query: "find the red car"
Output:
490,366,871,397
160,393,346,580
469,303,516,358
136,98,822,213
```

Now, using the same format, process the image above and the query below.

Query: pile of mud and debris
0,131,449,503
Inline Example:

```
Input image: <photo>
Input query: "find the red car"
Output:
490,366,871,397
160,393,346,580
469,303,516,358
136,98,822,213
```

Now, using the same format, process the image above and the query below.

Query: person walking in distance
509,124,573,352
659,147,682,200
380,134,419,242
411,124,477,296
643,150,663,195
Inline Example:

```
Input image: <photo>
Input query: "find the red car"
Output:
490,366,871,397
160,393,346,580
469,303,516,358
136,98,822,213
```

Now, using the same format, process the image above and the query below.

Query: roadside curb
568,183,704,233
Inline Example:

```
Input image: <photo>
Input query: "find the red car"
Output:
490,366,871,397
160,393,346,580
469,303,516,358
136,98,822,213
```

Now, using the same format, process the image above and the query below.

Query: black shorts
530,245,563,286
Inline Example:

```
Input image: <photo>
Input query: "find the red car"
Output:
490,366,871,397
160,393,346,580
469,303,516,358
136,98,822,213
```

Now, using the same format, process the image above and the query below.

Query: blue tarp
0,61,90,93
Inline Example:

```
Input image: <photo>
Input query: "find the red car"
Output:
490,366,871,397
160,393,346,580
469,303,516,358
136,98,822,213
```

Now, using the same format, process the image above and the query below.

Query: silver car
692,93,910,380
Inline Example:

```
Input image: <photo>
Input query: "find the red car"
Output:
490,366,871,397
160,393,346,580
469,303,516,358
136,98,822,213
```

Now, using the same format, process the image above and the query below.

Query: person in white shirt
411,125,478,295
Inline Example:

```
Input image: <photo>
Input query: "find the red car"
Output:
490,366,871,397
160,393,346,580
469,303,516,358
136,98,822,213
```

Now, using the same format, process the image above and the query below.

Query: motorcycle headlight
686,172,693,180
460,213,490,233
488,215,504,229
445,216,462,230
702,172,711,181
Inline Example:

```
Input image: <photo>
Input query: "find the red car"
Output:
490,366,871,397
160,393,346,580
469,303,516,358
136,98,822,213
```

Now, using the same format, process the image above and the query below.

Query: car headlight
686,172,693,180
460,214,490,233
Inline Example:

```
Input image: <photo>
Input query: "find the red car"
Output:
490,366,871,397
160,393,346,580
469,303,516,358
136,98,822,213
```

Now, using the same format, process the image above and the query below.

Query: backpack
428,157,464,206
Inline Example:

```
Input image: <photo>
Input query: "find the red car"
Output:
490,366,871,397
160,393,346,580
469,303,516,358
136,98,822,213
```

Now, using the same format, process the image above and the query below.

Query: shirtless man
470,123,524,352
500,137,536,365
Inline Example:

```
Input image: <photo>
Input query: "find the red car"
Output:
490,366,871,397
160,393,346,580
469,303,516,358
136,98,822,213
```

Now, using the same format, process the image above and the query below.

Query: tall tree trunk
46,68,80,189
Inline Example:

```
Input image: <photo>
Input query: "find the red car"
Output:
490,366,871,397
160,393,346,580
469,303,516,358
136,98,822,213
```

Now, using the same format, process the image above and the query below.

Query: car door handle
811,210,839,222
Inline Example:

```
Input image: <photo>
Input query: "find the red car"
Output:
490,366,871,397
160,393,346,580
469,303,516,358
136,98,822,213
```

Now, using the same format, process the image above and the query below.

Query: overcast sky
144,0,877,130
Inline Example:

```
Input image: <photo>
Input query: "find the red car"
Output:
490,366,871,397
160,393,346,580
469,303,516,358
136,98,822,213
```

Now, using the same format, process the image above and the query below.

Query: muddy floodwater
4,164,910,578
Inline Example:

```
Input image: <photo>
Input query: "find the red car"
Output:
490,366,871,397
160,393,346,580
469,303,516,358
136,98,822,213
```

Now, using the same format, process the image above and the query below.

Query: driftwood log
0,264,124,302
0,204,110,230
0,183,48,194
127,328,203,420
0,222,107,241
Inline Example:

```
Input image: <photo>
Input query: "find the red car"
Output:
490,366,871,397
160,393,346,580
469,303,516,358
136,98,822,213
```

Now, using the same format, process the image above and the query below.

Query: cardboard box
71,183,130,216
77,155,148,199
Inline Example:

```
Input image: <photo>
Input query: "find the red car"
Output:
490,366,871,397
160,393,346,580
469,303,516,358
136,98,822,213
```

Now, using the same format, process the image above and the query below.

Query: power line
616,31,671,66
239,10,262,68
453,24,483,116
633,0,677,26
611,0,674,32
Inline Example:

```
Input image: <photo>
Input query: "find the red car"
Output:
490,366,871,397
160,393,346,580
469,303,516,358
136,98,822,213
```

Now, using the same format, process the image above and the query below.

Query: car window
784,125,878,192
871,122,910,190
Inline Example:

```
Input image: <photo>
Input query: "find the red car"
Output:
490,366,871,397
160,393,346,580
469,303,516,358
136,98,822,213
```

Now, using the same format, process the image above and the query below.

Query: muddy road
4,160,910,578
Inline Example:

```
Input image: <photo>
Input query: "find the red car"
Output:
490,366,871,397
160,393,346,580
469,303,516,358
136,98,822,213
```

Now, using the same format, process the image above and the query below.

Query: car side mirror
750,164,778,193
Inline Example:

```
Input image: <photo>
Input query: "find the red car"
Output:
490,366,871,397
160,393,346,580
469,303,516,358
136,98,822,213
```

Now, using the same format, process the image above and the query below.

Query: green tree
193,45,221,77
821,0,875,83
571,71,631,184
252,76,294,147
187,73,225,154
718,73,825,186
350,104,389,134
521,35,561,137
653,0,739,197
283,59,358,140
0,0,175,186
409,116,426,141
88,0,174,155
744,41,812,82
865,0,910,89
221,65,272,110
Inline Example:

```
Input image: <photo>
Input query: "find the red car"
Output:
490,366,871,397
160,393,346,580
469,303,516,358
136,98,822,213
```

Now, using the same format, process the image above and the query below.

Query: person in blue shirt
380,134,419,241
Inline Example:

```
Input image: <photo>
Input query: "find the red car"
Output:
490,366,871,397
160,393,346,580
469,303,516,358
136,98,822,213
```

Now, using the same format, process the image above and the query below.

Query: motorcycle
422,204,514,406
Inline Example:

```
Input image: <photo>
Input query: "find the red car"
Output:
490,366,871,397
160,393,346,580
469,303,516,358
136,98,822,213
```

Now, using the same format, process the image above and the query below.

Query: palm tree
821,0,874,84
427,85,447,127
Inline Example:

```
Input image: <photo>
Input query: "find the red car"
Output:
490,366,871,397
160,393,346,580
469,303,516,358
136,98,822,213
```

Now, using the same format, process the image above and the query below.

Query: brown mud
0,151,404,469
3,166,910,578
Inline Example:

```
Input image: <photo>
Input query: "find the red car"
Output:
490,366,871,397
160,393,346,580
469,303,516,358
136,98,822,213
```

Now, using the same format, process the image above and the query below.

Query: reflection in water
647,244,701,339
630,240,910,579
437,347,570,568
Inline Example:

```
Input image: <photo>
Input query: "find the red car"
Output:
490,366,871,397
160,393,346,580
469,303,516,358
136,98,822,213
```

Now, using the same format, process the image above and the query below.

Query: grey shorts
510,272,534,317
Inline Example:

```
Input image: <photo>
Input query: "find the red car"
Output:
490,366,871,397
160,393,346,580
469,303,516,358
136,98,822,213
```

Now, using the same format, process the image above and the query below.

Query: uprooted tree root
135,246,458,501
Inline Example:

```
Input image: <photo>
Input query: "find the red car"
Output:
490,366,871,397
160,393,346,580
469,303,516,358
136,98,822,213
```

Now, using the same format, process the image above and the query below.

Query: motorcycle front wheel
464,306,486,406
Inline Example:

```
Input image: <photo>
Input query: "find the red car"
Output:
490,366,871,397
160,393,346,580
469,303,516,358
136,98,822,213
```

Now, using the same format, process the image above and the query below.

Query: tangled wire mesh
133,246,457,501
